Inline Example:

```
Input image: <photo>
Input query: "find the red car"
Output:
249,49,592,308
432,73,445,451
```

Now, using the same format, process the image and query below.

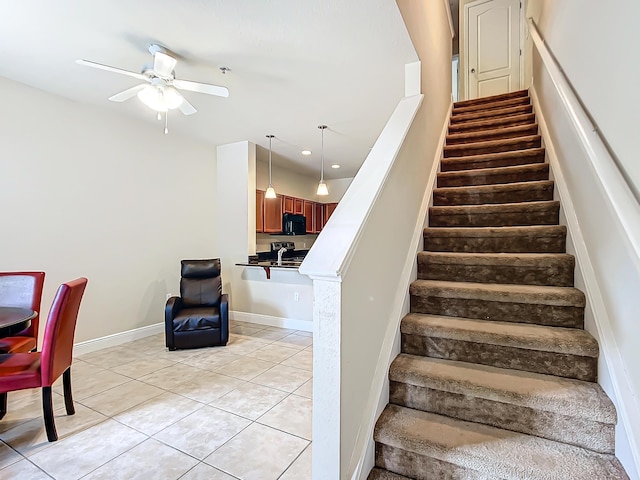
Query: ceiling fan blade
108,84,147,102
153,52,177,77
76,59,147,80
173,79,229,98
178,97,197,115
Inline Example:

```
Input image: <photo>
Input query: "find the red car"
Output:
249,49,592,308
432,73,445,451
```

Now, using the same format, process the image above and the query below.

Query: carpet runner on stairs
369,89,629,479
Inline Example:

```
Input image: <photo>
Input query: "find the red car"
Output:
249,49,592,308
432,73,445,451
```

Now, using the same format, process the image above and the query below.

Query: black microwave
282,213,306,235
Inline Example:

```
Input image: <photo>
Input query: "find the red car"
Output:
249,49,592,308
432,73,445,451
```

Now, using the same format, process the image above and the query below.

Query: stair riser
375,444,486,480
448,113,536,134
429,208,559,227
417,259,574,286
389,382,614,454
368,468,413,480
433,185,553,206
424,233,566,254
454,90,529,109
450,105,533,124
441,149,545,172
410,295,584,328
401,334,597,381
446,125,538,145
444,137,541,158
437,166,549,188
452,97,531,116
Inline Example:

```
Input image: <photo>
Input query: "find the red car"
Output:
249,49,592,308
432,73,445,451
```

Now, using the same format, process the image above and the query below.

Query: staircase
369,90,629,479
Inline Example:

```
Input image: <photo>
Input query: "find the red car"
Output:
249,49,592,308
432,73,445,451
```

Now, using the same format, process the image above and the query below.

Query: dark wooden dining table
0,307,36,337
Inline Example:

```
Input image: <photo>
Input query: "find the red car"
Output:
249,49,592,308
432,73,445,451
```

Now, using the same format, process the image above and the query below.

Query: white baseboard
230,310,312,332
73,311,311,358
73,322,164,357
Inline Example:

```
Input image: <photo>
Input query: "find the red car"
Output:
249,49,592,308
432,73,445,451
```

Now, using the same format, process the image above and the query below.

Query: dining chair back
0,277,87,441
0,272,46,352
40,278,86,386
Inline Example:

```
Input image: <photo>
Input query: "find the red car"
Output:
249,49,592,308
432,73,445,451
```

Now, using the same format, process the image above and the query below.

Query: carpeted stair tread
374,405,628,480
424,225,567,253
448,112,536,134
453,89,529,108
410,279,585,327
367,468,412,480
444,135,541,158
410,279,584,307
401,313,597,357
390,354,615,424
433,180,554,206
449,104,534,124
441,148,545,172
437,163,549,188
452,96,531,116
429,200,559,227
417,251,574,286
446,125,538,147
446,123,538,145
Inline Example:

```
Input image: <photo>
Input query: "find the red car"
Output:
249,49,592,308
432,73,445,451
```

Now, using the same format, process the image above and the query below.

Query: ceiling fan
76,44,229,118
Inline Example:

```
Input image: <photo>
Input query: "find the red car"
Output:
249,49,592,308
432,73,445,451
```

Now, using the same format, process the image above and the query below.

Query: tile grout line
0,323,312,479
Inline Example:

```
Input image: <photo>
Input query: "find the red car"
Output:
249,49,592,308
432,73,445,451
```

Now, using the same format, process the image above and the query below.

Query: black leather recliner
165,259,229,350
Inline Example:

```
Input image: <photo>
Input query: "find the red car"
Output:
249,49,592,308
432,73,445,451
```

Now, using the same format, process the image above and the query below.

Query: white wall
0,77,217,344
256,160,321,201
218,143,313,330
528,0,640,189
526,2,640,475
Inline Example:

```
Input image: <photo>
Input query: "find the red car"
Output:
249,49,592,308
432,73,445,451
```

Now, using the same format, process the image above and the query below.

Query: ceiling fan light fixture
137,85,183,112
163,86,184,109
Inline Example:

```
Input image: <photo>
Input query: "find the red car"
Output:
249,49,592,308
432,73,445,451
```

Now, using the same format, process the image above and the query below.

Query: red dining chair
0,277,87,441
0,272,46,353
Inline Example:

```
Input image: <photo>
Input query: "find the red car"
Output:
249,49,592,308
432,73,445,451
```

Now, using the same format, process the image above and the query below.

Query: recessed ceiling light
331,164,341,169
301,150,312,156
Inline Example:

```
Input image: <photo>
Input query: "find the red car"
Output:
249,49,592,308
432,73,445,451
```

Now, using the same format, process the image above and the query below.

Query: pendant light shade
317,125,329,196
316,181,328,196
265,135,277,199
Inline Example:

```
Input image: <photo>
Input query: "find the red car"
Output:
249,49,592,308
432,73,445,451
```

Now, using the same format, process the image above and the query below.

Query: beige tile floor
0,321,313,480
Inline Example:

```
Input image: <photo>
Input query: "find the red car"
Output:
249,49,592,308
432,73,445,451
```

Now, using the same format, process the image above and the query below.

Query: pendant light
265,135,277,199
317,125,329,196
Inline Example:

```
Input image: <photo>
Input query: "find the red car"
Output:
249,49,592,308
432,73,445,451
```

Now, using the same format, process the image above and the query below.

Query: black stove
271,241,295,252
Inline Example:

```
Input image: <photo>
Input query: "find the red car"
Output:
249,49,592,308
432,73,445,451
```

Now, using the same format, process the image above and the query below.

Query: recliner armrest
165,296,183,350
219,293,229,344
165,296,183,321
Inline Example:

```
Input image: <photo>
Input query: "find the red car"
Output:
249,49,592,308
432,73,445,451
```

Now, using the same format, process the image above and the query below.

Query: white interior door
466,0,521,99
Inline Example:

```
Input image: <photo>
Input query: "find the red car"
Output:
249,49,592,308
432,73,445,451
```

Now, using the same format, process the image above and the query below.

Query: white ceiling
0,0,417,179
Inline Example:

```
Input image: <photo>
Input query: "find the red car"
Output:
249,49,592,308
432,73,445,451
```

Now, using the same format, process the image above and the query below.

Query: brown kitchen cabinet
257,189,337,234
303,200,315,233
256,190,265,233
313,203,324,233
263,194,284,233
324,202,338,224
283,196,295,214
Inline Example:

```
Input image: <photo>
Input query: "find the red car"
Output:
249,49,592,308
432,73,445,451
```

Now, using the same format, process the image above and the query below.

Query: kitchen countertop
236,258,306,279
236,260,302,269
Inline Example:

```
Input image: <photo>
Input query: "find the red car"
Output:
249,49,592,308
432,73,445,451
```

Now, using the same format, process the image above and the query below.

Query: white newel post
310,275,342,479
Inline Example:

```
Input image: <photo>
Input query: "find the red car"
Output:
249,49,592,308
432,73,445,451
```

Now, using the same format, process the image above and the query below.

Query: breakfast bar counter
236,259,302,279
